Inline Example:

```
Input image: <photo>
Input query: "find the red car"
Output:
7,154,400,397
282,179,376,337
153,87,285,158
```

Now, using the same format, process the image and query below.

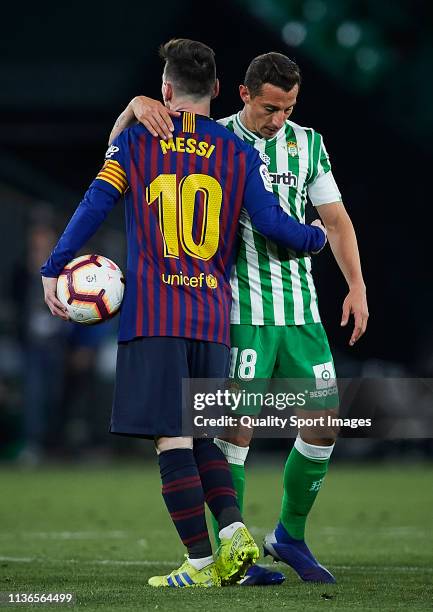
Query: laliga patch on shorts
312,362,336,390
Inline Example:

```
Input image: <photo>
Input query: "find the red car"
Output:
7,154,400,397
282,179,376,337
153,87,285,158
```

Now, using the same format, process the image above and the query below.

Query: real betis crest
287,140,298,157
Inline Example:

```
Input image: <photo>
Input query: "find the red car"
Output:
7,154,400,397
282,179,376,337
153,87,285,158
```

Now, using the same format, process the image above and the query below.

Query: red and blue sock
193,438,242,529
158,448,212,558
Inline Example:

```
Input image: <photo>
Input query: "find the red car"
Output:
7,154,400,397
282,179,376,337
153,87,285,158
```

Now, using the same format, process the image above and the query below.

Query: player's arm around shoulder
242,147,327,253
109,96,181,144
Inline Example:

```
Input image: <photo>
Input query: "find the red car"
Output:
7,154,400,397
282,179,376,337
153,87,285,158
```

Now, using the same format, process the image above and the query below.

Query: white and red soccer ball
57,254,125,324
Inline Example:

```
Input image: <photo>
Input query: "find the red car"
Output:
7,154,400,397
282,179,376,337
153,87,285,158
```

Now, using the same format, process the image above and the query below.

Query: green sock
280,446,330,540
211,462,245,547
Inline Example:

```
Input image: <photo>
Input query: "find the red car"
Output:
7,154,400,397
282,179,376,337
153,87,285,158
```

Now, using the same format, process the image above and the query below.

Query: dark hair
159,38,216,99
244,52,301,97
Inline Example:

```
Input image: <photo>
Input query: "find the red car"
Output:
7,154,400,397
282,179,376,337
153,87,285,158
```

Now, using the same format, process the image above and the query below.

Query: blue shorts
110,337,229,439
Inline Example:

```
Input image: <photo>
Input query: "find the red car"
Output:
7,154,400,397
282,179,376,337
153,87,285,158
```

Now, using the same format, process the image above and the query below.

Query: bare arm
109,102,137,145
109,96,181,144
317,202,369,346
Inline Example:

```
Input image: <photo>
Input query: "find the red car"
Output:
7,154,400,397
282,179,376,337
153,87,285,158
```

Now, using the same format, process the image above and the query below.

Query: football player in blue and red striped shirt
41,39,326,588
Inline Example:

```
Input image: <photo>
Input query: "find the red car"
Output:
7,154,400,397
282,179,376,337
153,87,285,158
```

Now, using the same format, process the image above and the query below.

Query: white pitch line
250,526,432,538
0,557,175,567
0,556,35,563
320,527,431,537
331,565,433,573
1,557,432,572
0,531,129,540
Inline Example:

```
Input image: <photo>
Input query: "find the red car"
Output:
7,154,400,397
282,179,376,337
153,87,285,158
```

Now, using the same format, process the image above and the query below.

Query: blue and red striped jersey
42,112,324,347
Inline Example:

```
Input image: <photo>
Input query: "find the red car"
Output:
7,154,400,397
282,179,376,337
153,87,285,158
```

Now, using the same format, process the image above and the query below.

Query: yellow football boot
148,557,221,588
215,525,259,585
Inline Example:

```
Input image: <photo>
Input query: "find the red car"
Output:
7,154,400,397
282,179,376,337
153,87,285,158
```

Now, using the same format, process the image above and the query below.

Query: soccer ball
57,254,125,324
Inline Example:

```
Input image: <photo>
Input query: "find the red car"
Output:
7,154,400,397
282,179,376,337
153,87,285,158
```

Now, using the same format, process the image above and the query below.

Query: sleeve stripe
96,175,125,193
103,159,127,177
95,159,128,194
100,166,128,185
103,162,126,177
100,174,126,190
96,172,127,193
98,170,127,187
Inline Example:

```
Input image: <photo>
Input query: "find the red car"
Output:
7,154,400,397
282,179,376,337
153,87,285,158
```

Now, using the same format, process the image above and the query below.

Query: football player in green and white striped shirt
109,53,368,585
214,53,367,584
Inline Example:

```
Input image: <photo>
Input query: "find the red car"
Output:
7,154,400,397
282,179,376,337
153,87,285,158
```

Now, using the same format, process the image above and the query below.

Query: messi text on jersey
160,137,216,158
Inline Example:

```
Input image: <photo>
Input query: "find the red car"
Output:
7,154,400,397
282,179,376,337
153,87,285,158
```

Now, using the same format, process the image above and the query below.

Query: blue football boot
263,522,336,583
238,564,285,586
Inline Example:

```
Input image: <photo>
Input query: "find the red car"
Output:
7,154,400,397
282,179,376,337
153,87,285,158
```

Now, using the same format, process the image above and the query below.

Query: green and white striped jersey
218,112,342,326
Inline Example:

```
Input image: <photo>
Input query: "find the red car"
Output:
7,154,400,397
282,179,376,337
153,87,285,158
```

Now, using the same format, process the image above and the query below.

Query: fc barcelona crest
287,140,298,157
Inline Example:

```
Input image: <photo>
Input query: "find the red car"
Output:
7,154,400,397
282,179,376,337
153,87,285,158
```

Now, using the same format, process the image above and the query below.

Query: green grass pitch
0,462,432,611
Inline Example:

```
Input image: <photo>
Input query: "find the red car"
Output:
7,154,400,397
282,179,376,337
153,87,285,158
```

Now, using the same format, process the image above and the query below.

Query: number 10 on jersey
146,173,222,261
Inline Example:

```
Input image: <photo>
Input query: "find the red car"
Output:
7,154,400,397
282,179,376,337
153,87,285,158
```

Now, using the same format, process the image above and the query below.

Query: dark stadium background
0,0,432,462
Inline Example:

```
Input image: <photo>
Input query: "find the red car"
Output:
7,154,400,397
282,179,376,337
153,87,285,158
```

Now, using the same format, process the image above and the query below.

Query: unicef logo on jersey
105,145,119,159
312,362,336,390
206,274,218,289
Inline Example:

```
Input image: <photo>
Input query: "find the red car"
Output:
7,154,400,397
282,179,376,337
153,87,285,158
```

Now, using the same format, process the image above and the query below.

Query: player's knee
326,411,340,440
298,408,340,444
155,436,193,454
301,422,339,445
218,425,253,447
